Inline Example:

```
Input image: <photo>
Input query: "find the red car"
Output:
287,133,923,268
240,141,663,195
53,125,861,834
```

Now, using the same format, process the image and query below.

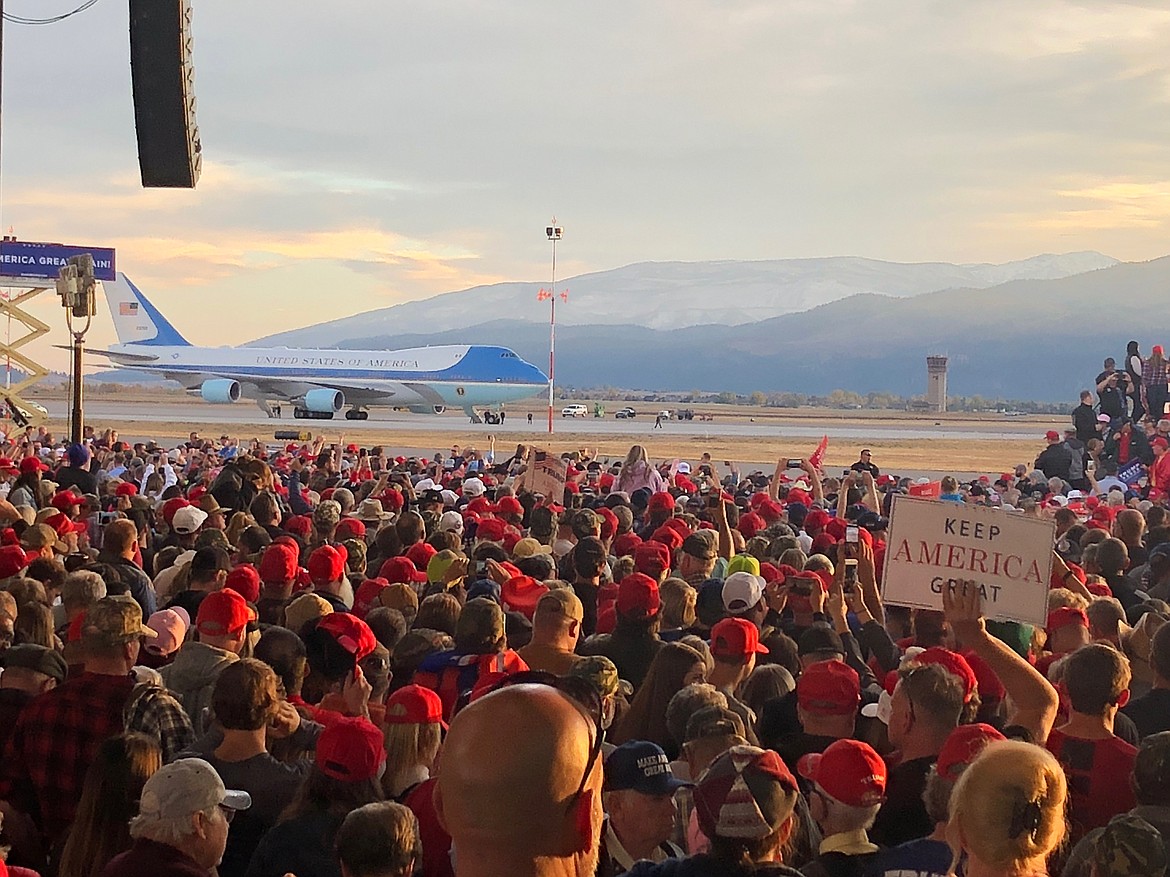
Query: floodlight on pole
540,219,565,434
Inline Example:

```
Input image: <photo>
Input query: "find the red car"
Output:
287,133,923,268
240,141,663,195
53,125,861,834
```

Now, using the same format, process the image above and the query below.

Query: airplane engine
303,388,345,413
200,379,241,403
408,405,446,415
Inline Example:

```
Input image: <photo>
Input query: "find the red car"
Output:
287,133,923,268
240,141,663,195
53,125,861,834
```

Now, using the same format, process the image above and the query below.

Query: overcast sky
2,0,1170,366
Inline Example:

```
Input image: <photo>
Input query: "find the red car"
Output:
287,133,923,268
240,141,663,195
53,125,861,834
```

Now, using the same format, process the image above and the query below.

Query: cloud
4,0,1170,339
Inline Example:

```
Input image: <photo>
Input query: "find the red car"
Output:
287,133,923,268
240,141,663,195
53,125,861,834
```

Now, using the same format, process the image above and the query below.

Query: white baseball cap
462,478,486,497
171,505,208,535
722,571,765,613
439,511,464,533
138,758,251,822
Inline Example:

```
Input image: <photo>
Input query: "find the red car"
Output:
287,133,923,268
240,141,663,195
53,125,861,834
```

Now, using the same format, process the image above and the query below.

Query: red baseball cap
224,565,261,604
378,556,428,585
616,573,661,619
19,456,48,475
476,518,508,543
804,508,832,533
259,543,299,584
384,683,447,729
1045,430,1060,442
315,716,386,782
494,496,524,517
405,542,437,570
915,647,978,703
284,515,313,538
796,659,860,716
335,518,367,541
0,544,33,578
633,541,672,578
351,578,389,619
50,490,84,512
613,532,643,558
44,513,87,538
500,575,549,620
798,739,887,807
308,545,346,584
161,497,191,526
379,489,404,512
1046,606,1089,634
710,617,769,659
196,589,257,637
935,722,1005,782
648,492,676,512
737,512,766,538
114,481,138,497
650,525,685,552
316,613,377,661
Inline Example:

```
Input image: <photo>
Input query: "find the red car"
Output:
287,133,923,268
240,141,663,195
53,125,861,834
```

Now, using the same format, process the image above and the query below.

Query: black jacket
1034,444,1073,481
1072,403,1098,443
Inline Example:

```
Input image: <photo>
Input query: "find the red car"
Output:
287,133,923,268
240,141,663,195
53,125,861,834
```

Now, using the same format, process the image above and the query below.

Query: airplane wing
65,347,160,363
242,377,399,406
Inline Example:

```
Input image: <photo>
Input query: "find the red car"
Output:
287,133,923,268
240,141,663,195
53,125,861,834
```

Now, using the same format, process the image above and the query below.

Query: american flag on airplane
119,302,139,316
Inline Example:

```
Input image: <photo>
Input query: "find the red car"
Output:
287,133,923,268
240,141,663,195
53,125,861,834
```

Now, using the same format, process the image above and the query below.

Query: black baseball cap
0,644,67,683
603,741,693,795
798,623,845,658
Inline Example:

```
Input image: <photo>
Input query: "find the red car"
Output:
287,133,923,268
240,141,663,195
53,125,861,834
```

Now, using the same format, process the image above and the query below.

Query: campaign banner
0,241,116,282
1118,460,1146,487
521,447,566,505
881,495,1053,625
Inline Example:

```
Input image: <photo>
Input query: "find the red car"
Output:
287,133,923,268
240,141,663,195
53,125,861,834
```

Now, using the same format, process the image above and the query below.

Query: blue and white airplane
91,273,548,421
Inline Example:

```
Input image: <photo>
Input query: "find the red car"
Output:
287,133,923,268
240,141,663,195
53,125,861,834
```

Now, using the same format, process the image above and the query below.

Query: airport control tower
927,355,948,413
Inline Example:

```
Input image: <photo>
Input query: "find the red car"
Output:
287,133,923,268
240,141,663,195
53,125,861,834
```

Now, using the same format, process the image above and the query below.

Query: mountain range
255,252,1118,343
241,251,1167,401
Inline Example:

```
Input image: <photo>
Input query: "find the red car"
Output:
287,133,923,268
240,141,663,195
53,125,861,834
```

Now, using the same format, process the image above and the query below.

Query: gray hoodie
159,640,238,737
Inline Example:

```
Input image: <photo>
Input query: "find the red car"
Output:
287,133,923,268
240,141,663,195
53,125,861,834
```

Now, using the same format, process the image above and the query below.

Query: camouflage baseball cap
567,655,633,698
313,500,342,529
83,596,157,647
570,509,601,540
1134,731,1170,803
1092,814,1166,877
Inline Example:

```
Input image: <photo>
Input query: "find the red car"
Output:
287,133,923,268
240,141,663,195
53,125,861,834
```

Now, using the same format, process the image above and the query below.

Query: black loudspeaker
129,0,201,188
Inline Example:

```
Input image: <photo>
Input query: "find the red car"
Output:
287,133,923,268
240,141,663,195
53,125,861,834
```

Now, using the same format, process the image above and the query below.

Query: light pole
56,255,96,444
539,219,566,434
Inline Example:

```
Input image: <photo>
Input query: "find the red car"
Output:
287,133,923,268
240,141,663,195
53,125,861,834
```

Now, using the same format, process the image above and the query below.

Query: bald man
436,684,603,877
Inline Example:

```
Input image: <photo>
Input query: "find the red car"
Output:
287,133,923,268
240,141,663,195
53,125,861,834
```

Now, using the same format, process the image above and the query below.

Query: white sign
881,495,1054,626
520,447,567,506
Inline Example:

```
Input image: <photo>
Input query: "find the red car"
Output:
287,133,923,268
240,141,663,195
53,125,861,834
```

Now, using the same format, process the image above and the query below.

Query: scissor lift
0,278,52,428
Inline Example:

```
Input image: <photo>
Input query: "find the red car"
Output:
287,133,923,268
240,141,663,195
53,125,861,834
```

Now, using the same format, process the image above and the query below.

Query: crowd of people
0,423,1168,877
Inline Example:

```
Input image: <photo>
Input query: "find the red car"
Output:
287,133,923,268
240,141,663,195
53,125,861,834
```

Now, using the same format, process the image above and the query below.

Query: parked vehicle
615,407,637,419
561,404,588,418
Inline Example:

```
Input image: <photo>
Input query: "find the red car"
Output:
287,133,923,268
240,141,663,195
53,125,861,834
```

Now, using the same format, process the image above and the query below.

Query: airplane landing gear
293,407,335,420
345,408,369,421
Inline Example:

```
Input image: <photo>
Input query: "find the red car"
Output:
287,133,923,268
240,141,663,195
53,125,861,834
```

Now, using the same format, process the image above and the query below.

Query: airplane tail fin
102,272,190,346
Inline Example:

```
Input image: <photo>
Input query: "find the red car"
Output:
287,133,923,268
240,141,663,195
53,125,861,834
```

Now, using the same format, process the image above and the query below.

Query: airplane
87,273,549,421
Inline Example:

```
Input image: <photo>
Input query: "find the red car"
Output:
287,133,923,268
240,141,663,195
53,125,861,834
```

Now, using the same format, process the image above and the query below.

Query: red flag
808,435,829,473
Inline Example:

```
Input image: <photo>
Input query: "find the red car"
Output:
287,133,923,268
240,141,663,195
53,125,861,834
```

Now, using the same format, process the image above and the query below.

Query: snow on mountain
254,252,1118,346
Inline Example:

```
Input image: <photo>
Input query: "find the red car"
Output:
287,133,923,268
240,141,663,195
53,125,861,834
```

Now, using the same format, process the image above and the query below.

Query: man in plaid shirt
0,596,158,844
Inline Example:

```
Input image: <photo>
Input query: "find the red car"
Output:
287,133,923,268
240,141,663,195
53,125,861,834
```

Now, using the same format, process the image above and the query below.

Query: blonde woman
946,740,1068,877
382,684,444,800
615,445,666,495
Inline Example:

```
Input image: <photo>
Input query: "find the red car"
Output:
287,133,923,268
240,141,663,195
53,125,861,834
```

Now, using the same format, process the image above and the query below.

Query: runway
36,400,1055,444
23,398,1056,479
